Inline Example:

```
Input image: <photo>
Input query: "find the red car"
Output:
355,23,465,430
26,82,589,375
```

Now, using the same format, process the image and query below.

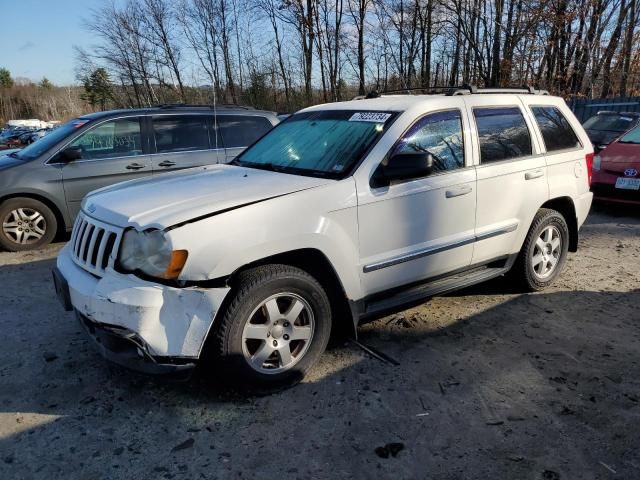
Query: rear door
150,114,224,175
59,116,151,219
465,96,549,265
217,115,275,162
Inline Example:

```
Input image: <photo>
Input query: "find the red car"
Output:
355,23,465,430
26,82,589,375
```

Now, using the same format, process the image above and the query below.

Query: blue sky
0,0,103,85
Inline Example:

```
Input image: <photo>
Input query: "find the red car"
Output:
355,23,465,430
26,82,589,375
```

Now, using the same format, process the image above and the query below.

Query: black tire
213,264,332,392
511,208,570,291
0,197,57,251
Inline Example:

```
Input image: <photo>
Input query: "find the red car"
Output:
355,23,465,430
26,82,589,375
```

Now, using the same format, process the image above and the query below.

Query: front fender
167,179,363,300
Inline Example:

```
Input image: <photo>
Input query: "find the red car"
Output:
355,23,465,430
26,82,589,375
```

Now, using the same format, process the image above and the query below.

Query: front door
357,109,477,295
463,97,549,265
59,117,152,220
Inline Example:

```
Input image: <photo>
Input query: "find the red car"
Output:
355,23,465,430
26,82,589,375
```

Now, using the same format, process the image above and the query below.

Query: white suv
53,87,593,389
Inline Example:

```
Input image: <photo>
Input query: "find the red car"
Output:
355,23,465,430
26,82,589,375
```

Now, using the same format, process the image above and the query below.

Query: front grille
70,212,123,276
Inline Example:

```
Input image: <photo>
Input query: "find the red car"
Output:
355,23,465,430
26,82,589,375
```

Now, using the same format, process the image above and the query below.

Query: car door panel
464,98,549,265
358,168,477,294
150,115,224,174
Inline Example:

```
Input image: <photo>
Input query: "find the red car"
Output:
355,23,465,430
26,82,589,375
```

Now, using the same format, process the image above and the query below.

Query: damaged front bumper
55,245,230,373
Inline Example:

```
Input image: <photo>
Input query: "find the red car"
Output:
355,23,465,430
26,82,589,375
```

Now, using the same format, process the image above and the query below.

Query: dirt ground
0,204,638,480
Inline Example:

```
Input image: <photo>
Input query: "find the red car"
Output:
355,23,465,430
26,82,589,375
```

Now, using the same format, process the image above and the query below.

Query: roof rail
358,85,549,99
446,85,549,96
153,103,254,110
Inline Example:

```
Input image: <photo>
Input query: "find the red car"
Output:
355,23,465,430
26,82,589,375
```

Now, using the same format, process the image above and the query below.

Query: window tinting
153,116,209,153
218,116,272,148
474,107,532,163
70,118,142,160
392,110,464,173
532,106,581,152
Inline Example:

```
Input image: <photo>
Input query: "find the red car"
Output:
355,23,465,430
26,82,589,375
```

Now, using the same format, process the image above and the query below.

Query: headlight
593,154,601,171
118,229,188,280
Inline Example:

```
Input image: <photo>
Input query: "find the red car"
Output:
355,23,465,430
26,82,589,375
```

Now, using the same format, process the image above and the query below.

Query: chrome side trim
363,222,519,273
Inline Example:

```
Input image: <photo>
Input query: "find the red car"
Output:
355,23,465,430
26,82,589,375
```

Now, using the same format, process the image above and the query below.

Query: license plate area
615,177,640,190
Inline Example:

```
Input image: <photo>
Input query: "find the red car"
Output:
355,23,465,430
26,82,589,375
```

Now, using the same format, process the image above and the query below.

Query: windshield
583,114,638,133
619,125,640,144
233,110,397,177
14,118,91,160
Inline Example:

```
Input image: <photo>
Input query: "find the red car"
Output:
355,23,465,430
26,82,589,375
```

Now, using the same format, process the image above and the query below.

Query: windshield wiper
7,151,20,159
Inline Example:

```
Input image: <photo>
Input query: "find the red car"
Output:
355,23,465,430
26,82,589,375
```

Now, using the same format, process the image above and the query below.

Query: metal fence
568,96,640,122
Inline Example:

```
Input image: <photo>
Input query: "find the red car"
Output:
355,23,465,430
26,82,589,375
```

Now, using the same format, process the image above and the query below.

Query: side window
218,115,273,149
152,116,209,153
473,107,532,163
531,106,581,152
392,110,465,173
70,118,142,160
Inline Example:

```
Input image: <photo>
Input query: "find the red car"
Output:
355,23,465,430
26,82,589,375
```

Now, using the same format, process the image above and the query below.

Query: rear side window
473,107,532,163
218,115,273,148
531,106,581,152
153,116,209,153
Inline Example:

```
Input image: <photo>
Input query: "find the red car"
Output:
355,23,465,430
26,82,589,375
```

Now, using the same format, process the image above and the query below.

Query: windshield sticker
349,112,392,123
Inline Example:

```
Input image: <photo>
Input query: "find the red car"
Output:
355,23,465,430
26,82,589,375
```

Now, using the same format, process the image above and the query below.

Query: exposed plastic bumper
56,245,230,360
576,191,593,228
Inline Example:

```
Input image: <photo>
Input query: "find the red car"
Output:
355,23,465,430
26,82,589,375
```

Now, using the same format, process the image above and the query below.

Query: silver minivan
0,105,279,251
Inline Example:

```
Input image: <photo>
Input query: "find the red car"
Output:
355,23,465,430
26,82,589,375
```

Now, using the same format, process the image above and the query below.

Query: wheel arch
540,196,578,252
0,192,69,238
225,248,356,339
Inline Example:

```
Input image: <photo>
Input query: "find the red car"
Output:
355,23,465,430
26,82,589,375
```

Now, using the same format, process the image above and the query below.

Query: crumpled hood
83,164,333,229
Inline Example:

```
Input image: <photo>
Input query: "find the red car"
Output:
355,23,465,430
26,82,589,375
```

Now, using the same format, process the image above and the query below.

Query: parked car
591,124,640,204
53,87,593,390
0,105,279,251
582,111,640,152
0,128,31,146
25,128,51,144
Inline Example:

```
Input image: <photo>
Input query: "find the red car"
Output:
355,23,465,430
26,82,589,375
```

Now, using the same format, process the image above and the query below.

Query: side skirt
351,254,518,326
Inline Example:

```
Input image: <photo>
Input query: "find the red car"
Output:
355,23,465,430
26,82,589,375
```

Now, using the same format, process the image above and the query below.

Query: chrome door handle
125,163,145,170
158,160,176,167
525,170,544,180
445,185,473,198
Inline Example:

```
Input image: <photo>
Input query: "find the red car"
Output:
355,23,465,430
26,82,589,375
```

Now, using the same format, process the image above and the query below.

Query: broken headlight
118,229,188,280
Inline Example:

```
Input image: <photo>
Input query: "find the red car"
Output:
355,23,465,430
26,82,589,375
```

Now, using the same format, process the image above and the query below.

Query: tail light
585,152,594,186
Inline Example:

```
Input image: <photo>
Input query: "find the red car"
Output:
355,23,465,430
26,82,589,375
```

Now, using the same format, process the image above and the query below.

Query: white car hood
83,164,334,229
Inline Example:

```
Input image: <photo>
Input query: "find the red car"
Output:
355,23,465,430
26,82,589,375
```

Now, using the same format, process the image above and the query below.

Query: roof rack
153,103,254,110
359,85,549,99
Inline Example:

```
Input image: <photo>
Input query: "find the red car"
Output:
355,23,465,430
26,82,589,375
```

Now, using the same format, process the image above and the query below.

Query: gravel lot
0,204,639,480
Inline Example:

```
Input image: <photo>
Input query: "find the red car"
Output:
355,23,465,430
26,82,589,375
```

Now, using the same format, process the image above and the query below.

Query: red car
592,125,640,204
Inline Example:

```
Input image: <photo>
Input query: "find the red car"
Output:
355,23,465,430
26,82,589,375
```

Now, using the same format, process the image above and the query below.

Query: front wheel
213,264,332,391
511,208,570,291
0,197,57,251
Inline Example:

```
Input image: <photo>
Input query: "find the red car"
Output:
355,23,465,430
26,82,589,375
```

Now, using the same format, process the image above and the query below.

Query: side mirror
372,151,433,188
59,146,83,162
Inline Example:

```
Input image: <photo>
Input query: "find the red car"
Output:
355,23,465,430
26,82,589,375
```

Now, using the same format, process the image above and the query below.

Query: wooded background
2,0,640,123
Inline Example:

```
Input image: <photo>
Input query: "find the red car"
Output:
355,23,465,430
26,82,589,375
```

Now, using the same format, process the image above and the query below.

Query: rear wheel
213,264,332,391
0,198,57,251
512,208,569,291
